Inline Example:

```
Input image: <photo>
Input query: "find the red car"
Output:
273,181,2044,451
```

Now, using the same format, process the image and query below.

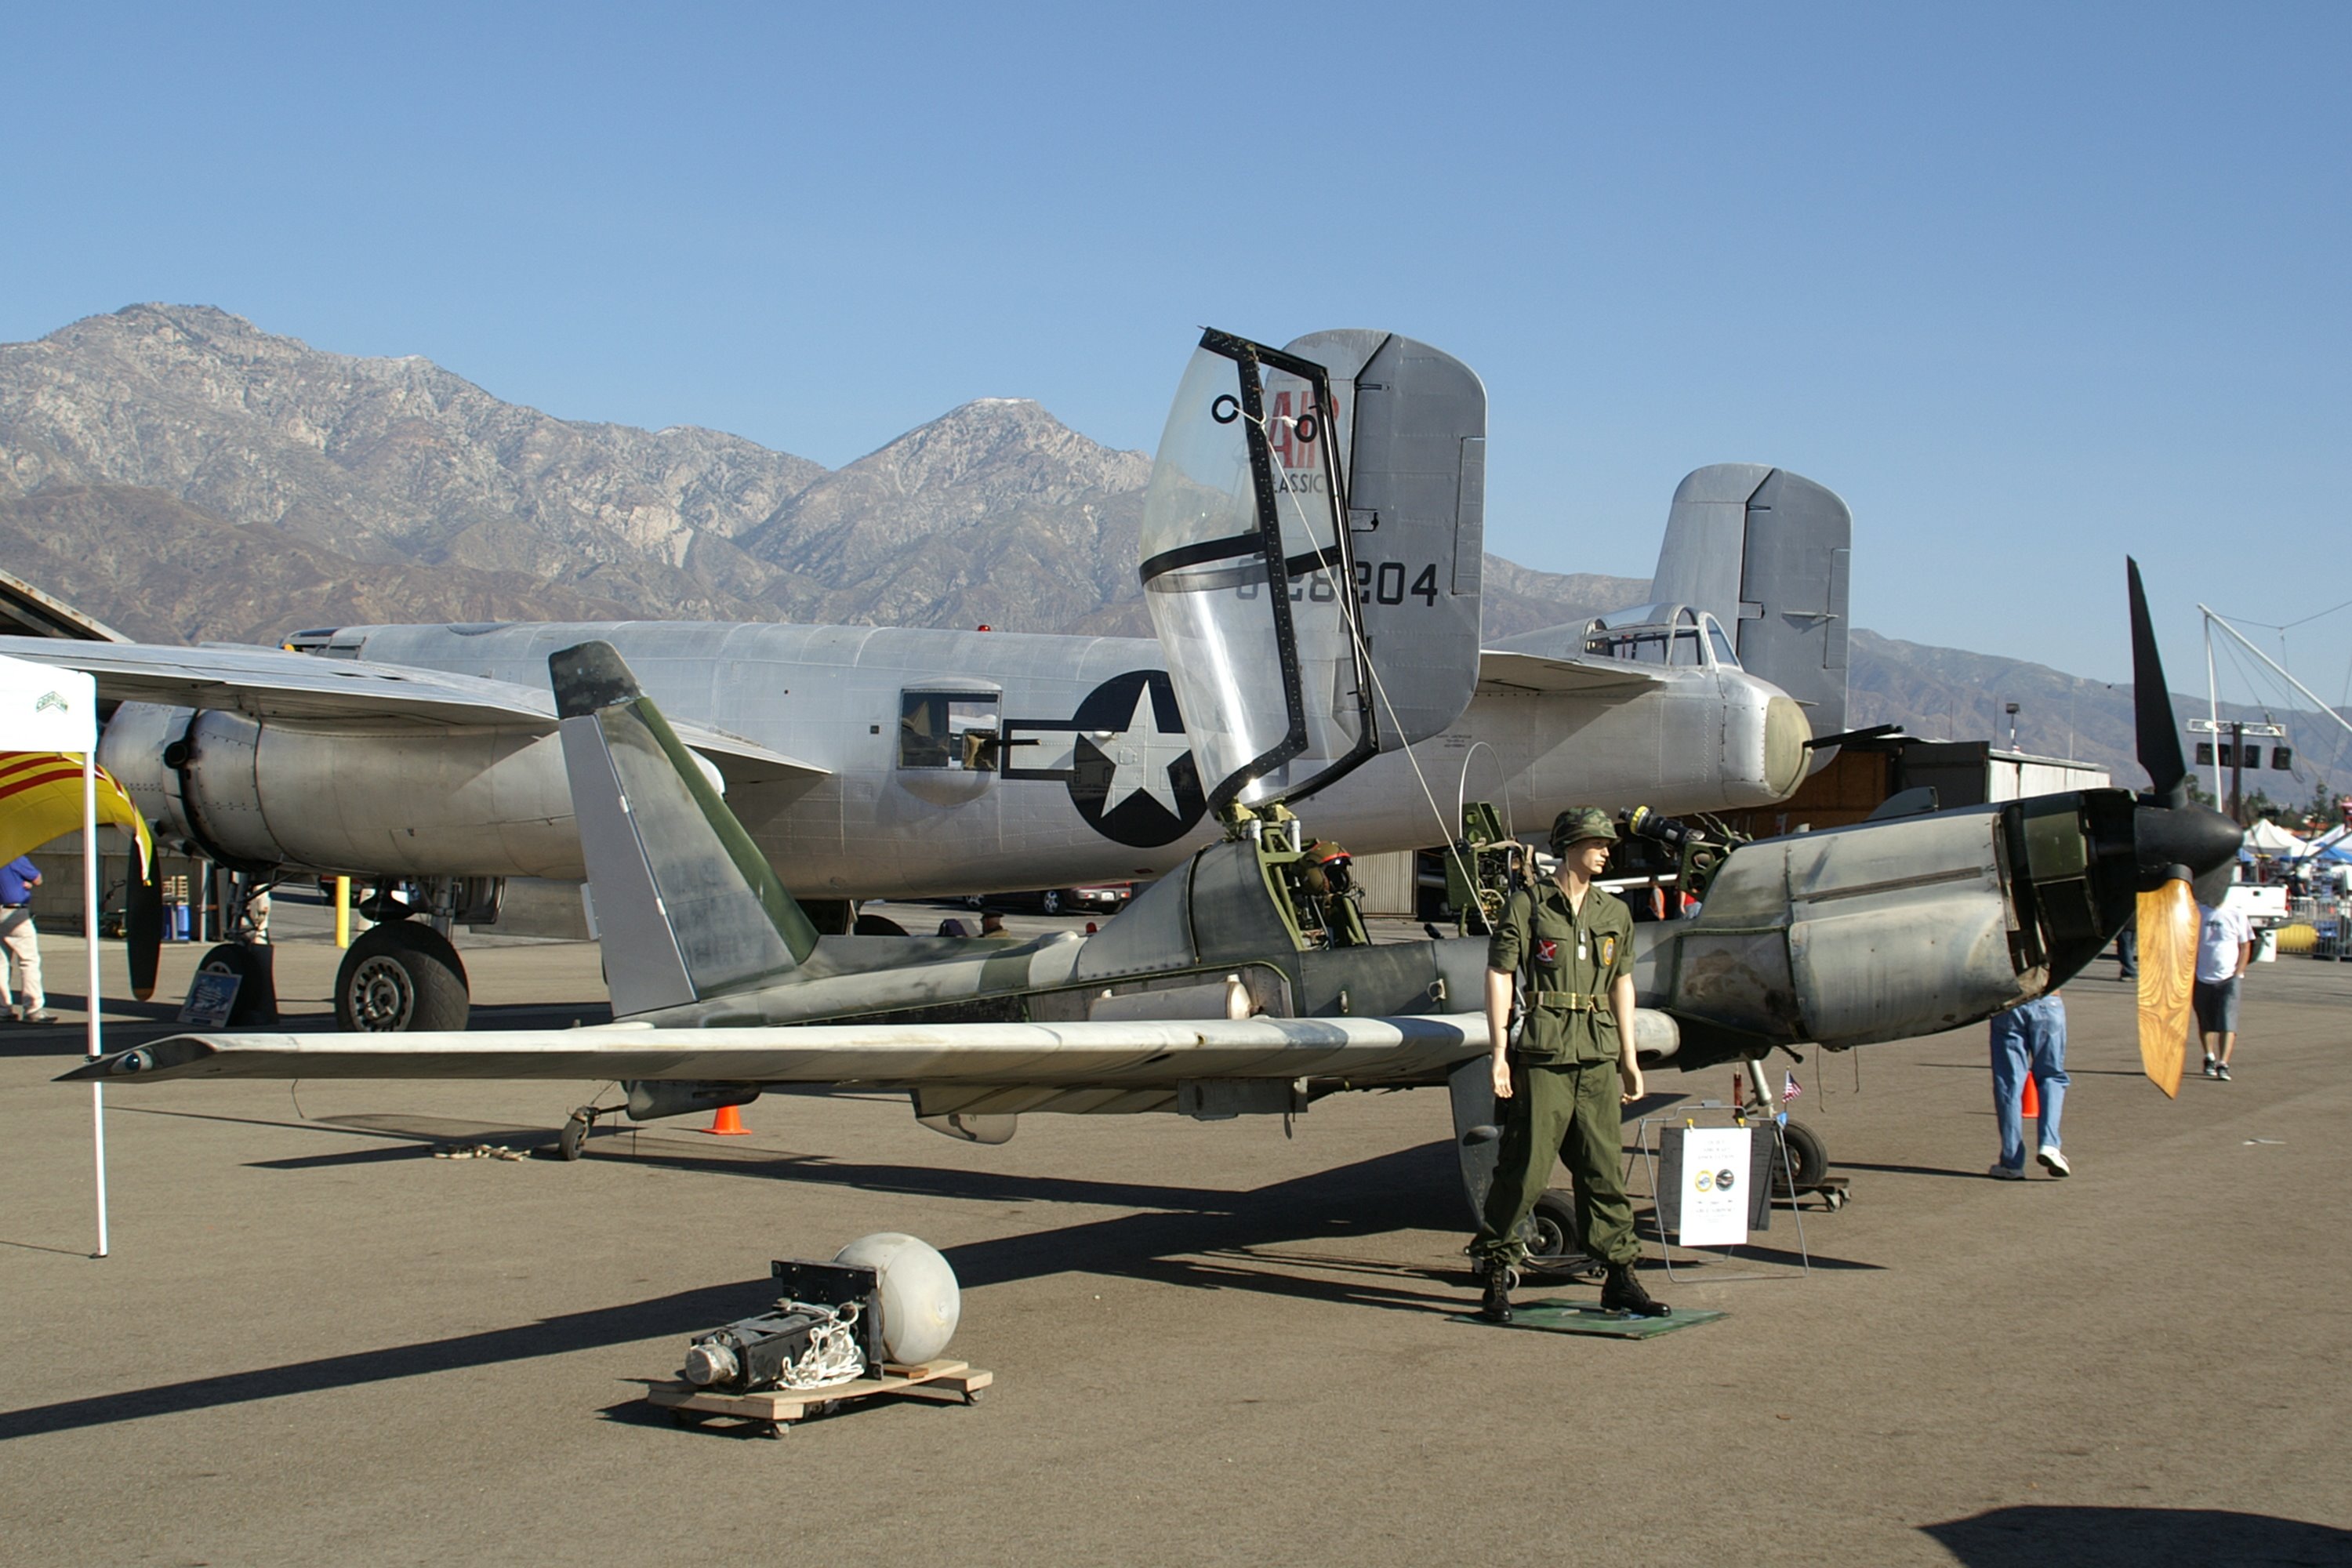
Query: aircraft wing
1475,649,1668,696
0,635,826,789
60,1014,1488,1087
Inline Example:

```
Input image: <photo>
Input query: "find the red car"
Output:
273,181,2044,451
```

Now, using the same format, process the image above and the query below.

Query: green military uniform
1472,874,1640,1271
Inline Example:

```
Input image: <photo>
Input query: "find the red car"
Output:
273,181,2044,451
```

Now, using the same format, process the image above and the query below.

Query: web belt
1531,991,1602,1012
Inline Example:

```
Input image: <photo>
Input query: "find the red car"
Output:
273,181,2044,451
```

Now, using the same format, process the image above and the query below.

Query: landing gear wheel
1522,1188,1595,1277
852,913,909,936
557,1110,592,1162
335,922,470,1033
1771,1118,1830,1196
194,942,277,1024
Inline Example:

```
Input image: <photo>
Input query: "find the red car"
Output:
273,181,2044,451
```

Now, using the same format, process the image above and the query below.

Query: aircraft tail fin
1283,329,1488,748
1649,464,1852,745
551,641,818,1015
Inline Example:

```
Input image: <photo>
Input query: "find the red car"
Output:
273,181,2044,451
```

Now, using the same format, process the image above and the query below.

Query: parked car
968,884,1133,916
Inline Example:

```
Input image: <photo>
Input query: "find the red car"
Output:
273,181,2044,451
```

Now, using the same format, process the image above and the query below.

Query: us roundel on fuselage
1004,670,1206,848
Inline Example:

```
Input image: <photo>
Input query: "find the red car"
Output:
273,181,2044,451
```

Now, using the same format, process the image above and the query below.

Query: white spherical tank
835,1233,960,1364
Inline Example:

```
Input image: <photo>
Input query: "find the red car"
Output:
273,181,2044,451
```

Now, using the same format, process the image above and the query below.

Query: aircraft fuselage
102,618,1806,901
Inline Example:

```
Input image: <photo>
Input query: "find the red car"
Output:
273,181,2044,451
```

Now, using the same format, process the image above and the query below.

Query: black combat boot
1599,1260,1670,1317
1479,1263,1516,1323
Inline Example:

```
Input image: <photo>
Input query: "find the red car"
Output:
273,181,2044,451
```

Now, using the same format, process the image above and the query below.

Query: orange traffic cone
2020,1073,2040,1121
702,1103,752,1136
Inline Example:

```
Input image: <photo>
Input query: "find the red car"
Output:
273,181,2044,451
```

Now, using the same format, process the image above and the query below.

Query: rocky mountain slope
4,304,2343,793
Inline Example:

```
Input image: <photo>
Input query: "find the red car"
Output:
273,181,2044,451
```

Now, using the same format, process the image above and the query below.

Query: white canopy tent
2275,823,2347,862
0,652,107,1255
2243,818,2307,854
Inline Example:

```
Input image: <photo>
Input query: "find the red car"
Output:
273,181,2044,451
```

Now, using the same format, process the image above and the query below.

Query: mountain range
4,303,2344,797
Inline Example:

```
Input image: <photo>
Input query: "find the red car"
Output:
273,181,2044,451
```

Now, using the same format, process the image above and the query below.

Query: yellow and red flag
0,752,154,873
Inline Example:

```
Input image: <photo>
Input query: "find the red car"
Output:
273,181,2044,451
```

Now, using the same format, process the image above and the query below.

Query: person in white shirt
2193,900,2254,1081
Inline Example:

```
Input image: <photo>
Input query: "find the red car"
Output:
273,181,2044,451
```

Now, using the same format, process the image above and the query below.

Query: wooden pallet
646,1359,991,1437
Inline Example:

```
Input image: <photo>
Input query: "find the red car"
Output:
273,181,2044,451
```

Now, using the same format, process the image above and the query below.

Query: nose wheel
556,1103,612,1161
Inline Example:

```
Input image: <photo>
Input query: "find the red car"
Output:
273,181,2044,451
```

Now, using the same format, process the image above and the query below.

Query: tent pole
83,749,107,1259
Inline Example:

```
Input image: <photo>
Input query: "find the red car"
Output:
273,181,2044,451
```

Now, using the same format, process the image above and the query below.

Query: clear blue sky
5,2,2347,715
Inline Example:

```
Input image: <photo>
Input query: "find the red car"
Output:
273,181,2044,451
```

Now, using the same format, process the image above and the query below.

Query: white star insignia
1097,687,1189,816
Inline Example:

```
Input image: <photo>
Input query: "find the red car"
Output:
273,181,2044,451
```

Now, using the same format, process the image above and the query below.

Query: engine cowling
100,702,586,878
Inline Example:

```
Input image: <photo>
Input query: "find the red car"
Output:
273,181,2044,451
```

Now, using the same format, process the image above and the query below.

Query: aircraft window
898,691,1001,771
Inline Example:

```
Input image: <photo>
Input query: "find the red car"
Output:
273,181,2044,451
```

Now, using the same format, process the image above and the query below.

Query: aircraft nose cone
1762,696,1809,797
2135,800,2245,887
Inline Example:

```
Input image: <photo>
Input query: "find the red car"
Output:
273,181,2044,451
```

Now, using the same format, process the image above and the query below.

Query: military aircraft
64,321,2239,1238
0,328,1853,1033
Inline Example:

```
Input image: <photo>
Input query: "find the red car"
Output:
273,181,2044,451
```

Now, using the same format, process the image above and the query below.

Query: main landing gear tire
1770,1118,1830,1197
336,922,470,1033
1523,1188,1599,1279
195,943,277,1025
853,913,909,936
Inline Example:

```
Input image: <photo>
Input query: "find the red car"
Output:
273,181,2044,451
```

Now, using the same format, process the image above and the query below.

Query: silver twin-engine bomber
4,328,1838,1029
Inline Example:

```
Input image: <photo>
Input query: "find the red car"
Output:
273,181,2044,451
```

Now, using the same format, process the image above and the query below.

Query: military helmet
1548,807,1620,851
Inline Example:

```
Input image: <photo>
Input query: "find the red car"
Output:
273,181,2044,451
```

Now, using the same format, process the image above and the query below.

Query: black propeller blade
2126,557,2244,891
125,851,162,1002
2127,557,2190,808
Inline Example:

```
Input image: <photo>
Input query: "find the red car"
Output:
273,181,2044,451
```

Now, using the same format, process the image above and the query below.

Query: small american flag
1782,1070,1802,1103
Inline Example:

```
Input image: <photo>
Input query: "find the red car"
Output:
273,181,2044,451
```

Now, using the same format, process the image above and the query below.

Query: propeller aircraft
1,328,1853,1033
64,330,2241,1240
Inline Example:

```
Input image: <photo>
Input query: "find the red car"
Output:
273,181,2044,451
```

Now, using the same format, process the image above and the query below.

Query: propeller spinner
2124,557,2246,1095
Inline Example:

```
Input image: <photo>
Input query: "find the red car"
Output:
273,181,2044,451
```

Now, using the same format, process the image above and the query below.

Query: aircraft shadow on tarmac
2,1128,1891,1439
0,1275,775,1444
208,1107,1886,1290
1922,1504,2352,1566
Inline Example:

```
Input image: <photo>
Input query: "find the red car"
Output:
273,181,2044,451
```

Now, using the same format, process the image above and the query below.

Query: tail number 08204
1356,561,1439,607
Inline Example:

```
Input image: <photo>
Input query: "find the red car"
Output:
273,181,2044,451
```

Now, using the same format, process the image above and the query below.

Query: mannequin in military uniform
1473,807,1668,1321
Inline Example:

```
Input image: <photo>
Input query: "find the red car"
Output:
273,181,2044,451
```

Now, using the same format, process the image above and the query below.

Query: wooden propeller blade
2136,880,2196,1097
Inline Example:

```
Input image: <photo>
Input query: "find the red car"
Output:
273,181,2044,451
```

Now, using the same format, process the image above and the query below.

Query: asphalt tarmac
4,924,2349,1566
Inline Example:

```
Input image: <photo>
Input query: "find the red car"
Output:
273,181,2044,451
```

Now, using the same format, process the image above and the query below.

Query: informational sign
0,654,96,752
179,971,241,1027
1674,1126,1752,1248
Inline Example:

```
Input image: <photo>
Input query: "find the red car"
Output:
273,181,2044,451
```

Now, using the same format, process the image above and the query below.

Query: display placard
1673,1125,1751,1247
179,971,241,1027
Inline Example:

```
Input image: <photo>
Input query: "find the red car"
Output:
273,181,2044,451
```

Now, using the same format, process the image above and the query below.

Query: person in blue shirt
0,855,53,1022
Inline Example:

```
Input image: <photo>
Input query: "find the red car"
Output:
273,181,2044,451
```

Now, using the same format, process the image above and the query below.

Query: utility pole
2229,719,2245,822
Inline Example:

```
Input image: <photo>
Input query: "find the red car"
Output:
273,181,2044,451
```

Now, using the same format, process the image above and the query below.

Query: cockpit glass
1584,604,1716,668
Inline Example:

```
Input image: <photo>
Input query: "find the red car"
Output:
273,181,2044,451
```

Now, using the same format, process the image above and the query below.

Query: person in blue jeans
1987,992,2070,1179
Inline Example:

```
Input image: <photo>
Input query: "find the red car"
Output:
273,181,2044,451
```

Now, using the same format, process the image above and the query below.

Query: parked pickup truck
2222,879,2292,929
